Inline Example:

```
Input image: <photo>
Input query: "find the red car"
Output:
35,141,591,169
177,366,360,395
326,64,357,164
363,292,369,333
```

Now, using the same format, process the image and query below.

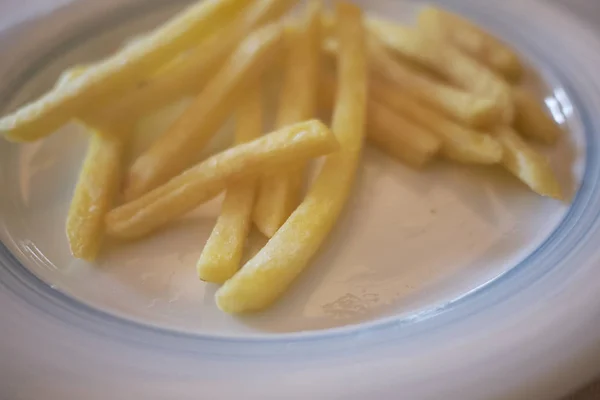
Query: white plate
1,0,600,398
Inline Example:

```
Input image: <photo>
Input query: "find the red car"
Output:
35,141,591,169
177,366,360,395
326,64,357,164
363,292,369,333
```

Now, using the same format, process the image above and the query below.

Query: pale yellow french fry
66,128,125,260
367,37,501,129
216,2,367,313
513,87,562,144
417,6,523,82
371,77,503,164
320,75,440,168
495,127,562,199
58,67,127,260
322,34,500,129
253,1,321,238
106,119,338,240
197,86,263,284
367,17,514,124
0,0,247,142
367,101,441,168
97,0,296,124
124,24,284,201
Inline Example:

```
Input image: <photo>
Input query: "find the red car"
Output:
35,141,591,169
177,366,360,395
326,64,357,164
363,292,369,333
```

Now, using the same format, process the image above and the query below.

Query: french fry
367,17,515,124
197,85,263,284
56,64,128,260
97,0,296,125
370,77,503,164
106,119,338,239
253,1,321,238
366,101,440,167
124,23,284,201
367,37,501,128
0,0,247,142
495,127,562,199
320,75,441,167
513,87,562,144
66,127,125,260
417,6,523,82
216,2,367,313
322,33,500,129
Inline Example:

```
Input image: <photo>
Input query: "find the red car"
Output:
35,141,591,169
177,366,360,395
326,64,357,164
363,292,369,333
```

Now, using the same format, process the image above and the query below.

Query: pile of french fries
0,0,565,314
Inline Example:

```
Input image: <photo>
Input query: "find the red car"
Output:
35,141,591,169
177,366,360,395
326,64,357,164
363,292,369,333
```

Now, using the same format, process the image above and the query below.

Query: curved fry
216,2,367,313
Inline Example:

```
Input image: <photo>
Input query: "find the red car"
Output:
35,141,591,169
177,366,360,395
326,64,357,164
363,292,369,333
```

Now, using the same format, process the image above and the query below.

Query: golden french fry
367,37,501,128
370,77,502,164
97,0,296,124
56,68,129,260
66,127,125,260
367,17,514,124
513,87,562,144
55,64,141,134
216,2,367,314
320,75,440,167
367,101,441,167
495,127,562,199
197,86,263,284
417,6,523,82
253,1,321,238
124,23,284,201
106,119,338,240
0,0,247,142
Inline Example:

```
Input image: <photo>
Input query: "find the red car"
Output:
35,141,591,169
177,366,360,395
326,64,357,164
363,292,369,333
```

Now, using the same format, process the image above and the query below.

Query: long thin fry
0,0,248,142
216,2,367,314
417,6,523,82
105,119,338,240
370,77,503,164
368,17,514,124
253,1,321,238
367,37,501,128
320,75,440,167
495,127,562,199
513,87,562,144
197,85,263,284
124,23,284,201
66,127,125,260
96,0,296,125
56,67,128,260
